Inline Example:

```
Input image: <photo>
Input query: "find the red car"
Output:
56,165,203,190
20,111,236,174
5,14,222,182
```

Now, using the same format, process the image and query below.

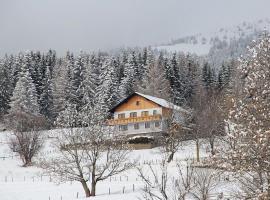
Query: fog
1,0,270,56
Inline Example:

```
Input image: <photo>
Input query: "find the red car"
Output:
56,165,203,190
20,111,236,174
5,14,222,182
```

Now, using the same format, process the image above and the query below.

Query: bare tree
138,158,219,200
192,82,225,160
137,55,171,100
173,162,196,200
41,104,135,198
191,168,220,200
137,158,171,200
5,111,46,167
161,107,192,163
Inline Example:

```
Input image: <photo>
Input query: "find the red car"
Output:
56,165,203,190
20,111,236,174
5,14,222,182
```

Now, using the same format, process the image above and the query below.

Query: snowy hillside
155,18,270,56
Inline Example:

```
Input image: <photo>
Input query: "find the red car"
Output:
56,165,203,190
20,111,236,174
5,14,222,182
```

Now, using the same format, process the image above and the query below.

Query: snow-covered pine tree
222,34,270,199
217,62,231,90
177,54,199,105
11,55,23,88
95,57,119,115
9,64,39,115
202,62,216,89
56,102,79,128
70,54,86,111
40,66,54,123
63,52,74,104
79,55,101,123
165,53,185,105
118,55,136,99
0,59,13,116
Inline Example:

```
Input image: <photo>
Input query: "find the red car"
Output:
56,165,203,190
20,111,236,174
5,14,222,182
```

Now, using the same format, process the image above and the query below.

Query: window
136,101,140,106
153,110,158,115
118,113,125,119
154,121,160,127
145,122,150,129
130,112,137,118
119,125,128,131
134,123,139,130
141,111,149,117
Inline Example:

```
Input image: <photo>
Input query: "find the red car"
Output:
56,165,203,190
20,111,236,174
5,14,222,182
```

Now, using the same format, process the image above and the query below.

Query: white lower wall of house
115,121,163,136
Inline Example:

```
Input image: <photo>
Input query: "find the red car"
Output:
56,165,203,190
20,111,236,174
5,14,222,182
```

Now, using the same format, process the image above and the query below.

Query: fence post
122,186,125,194
5,176,7,182
133,184,135,192
76,192,79,199
109,187,110,195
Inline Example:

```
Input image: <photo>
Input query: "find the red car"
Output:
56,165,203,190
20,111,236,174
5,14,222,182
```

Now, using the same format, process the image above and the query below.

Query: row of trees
0,48,233,125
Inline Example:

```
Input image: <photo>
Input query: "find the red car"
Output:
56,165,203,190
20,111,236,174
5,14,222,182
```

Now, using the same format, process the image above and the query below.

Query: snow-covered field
0,130,234,200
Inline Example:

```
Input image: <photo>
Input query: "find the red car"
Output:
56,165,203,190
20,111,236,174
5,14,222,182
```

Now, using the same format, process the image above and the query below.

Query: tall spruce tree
9,64,39,115
0,60,13,116
119,55,136,99
40,66,54,122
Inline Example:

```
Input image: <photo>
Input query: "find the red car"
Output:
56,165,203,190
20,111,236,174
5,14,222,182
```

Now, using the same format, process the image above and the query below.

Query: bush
128,136,154,144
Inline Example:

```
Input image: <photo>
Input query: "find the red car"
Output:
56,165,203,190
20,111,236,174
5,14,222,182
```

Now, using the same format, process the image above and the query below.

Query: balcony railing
108,115,162,125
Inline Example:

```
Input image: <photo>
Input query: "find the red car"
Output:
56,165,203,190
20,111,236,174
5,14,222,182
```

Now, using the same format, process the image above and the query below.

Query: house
108,92,189,137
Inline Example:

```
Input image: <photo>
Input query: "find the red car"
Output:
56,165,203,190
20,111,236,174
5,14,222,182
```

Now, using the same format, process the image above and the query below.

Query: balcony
108,114,162,125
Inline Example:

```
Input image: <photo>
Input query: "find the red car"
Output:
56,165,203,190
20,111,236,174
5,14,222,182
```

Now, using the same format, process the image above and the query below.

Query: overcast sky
1,0,270,56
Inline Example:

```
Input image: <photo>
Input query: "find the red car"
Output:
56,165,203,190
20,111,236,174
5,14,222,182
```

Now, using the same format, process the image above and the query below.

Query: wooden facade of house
108,92,188,137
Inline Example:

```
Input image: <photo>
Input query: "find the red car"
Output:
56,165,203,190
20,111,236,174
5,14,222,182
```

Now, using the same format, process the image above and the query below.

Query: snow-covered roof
135,92,188,113
110,92,189,114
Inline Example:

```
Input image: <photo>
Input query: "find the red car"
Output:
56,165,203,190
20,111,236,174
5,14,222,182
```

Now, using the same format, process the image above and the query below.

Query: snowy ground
0,130,234,200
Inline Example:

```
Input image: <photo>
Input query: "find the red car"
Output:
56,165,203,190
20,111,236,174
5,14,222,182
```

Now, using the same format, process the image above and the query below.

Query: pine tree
217,62,231,90
165,53,184,105
202,62,217,91
0,60,13,116
63,52,74,104
70,54,86,111
40,66,54,122
9,64,39,115
119,55,136,99
80,55,100,115
95,57,118,114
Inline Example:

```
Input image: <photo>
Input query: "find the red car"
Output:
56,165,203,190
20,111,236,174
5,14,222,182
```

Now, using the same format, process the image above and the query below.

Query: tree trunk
90,163,96,196
22,156,32,167
209,138,215,155
81,180,91,197
167,152,174,163
196,139,200,162
90,180,96,196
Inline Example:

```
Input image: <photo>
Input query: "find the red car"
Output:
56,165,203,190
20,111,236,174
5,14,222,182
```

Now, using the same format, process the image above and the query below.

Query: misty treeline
0,48,234,127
